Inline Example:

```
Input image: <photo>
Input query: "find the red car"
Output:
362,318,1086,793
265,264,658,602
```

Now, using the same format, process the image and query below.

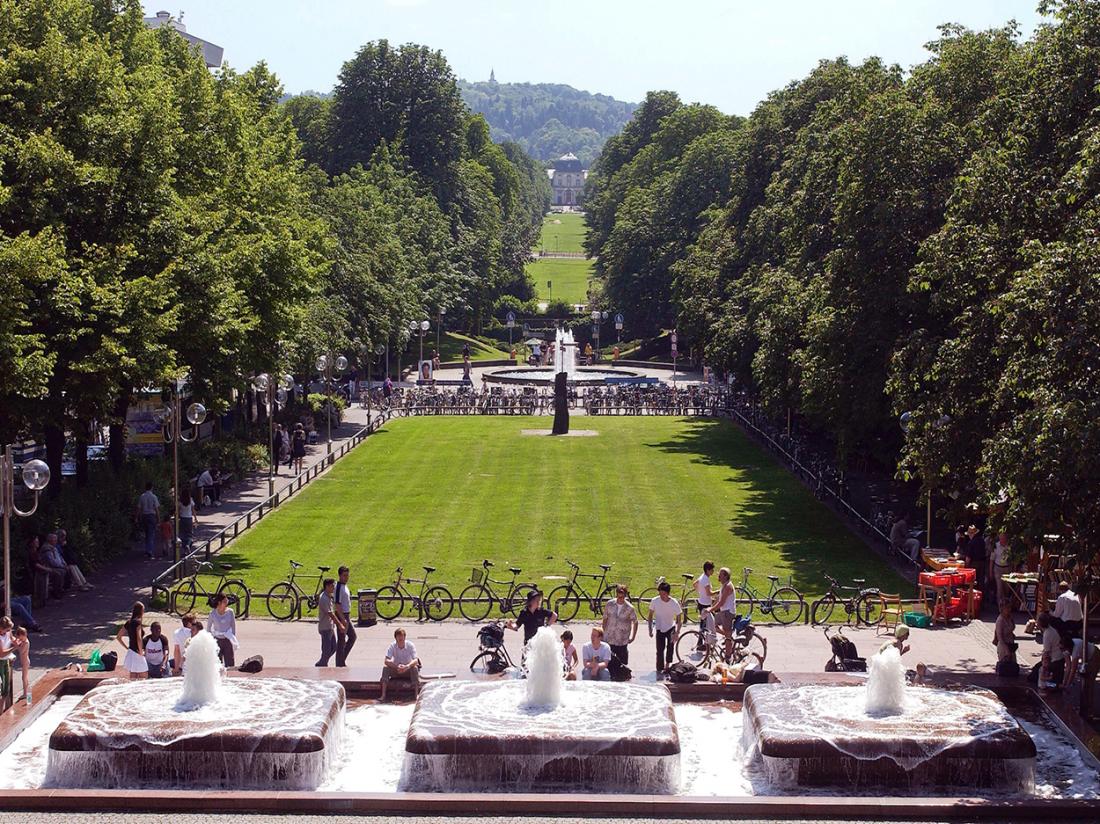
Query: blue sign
614,313,624,325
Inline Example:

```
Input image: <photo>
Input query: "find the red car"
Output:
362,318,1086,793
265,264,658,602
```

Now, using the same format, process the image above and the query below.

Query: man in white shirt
135,482,160,559
1036,612,1066,690
1051,581,1083,637
380,628,420,701
694,561,715,636
581,627,612,681
647,581,682,678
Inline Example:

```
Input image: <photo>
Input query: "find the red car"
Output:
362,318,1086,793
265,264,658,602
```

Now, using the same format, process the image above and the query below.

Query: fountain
555,327,577,382
742,647,1036,790
402,626,681,792
43,630,345,789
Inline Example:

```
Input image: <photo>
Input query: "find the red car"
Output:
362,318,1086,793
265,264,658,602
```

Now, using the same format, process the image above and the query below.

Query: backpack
238,655,264,674
668,660,697,684
100,650,118,672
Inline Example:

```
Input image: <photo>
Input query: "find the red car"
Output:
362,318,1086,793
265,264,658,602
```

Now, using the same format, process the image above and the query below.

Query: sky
144,1,1050,115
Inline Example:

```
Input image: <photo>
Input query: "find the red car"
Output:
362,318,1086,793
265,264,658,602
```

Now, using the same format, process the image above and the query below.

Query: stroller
824,626,867,672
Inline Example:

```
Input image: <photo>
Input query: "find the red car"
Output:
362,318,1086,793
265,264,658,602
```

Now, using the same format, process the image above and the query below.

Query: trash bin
357,588,377,628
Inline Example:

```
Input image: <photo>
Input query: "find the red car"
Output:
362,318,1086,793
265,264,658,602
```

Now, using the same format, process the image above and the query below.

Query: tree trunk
108,390,130,473
44,422,65,500
74,418,89,487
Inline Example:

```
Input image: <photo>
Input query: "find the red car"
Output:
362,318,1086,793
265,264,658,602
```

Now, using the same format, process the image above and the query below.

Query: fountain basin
45,677,345,790
742,684,1036,791
485,367,640,386
402,680,680,792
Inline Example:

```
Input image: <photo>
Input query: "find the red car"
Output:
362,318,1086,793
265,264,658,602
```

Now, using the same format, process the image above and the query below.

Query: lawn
527,257,593,304
218,417,906,617
405,331,510,363
538,212,587,253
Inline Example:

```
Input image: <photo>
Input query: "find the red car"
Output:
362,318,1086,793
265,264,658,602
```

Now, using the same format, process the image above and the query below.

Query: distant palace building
548,153,587,208
142,10,223,68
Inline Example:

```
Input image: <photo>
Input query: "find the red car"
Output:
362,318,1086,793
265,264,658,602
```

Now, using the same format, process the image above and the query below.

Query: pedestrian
143,621,169,678
709,567,739,661
647,581,682,679
57,529,93,590
291,423,307,474
602,584,637,675
315,578,343,667
172,613,195,675
277,424,290,470
196,467,215,508
135,482,160,559
116,602,148,680
993,599,1018,675
334,565,357,667
0,619,31,700
462,354,471,382
178,490,196,553
989,532,1012,602
694,561,715,636
379,627,420,701
507,590,556,646
1050,581,1083,638
561,630,579,680
207,593,238,667
158,514,173,558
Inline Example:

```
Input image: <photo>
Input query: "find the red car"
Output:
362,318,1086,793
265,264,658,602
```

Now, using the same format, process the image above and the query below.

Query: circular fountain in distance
44,630,345,790
402,626,680,792
742,646,1036,791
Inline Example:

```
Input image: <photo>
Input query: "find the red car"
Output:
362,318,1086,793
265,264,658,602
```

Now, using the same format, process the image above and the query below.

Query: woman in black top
507,591,557,645
116,601,148,679
291,423,307,474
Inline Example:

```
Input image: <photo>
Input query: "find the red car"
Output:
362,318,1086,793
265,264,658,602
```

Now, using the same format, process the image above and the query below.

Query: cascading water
864,645,907,716
522,626,562,708
554,327,577,381
176,630,222,710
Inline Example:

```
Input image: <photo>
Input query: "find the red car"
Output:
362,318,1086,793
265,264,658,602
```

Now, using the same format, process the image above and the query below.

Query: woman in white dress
116,602,148,679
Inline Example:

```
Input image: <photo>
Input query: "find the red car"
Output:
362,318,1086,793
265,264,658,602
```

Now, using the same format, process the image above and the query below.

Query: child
172,613,195,675
144,621,168,678
1,620,32,701
561,630,578,681
158,515,173,558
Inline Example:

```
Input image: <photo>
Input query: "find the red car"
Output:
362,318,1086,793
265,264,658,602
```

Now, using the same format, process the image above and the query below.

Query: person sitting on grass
379,628,420,702
581,627,612,681
561,630,579,681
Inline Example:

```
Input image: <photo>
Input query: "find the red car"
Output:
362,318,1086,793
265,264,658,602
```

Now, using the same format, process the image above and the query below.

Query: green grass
538,212,587,253
527,257,594,304
410,331,510,363
218,417,906,616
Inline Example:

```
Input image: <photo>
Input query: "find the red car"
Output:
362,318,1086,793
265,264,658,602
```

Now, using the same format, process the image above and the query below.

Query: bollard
357,588,378,628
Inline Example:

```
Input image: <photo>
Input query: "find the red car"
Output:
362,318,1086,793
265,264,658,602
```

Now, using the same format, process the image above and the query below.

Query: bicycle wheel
634,588,658,620
504,582,539,616
423,586,454,621
811,595,838,625
459,584,493,622
675,629,713,667
768,587,804,625
547,585,581,622
172,579,199,616
735,587,756,620
220,580,251,619
733,628,768,667
374,585,404,620
470,650,506,675
266,582,299,621
856,592,885,626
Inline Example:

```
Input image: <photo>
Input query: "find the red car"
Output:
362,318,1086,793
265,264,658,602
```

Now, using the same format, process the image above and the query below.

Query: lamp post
590,310,608,362
1,449,49,619
409,320,429,378
154,388,207,569
316,352,348,458
253,373,295,497
436,307,446,355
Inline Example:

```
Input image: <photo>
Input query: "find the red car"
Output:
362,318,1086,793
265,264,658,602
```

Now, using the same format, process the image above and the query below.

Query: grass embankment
528,257,594,305
217,417,905,617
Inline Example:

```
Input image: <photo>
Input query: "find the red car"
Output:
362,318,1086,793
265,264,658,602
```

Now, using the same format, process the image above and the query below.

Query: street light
316,352,348,458
437,307,446,355
409,320,429,378
254,373,295,497
154,386,207,568
1,449,49,619
590,310,609,362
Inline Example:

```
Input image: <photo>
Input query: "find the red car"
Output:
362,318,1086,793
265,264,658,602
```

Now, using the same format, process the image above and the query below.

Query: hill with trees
458,80,636,166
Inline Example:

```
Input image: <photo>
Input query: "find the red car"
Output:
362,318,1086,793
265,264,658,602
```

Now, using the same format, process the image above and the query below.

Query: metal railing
151,410,393,605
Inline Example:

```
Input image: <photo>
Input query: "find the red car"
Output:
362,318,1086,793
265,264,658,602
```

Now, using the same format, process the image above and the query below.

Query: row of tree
585,0,1100,553
0,0,550,495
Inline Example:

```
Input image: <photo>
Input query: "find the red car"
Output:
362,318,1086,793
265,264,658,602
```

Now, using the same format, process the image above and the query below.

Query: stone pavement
24,404,385,678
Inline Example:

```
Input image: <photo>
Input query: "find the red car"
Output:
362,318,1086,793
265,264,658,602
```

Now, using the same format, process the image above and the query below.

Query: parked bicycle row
165,556,888,627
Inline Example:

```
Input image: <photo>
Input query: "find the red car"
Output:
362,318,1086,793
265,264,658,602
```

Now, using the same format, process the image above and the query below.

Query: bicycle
635,573,697,622
469,620,517,674
374,565,454,621
546,559,618,622
735,567,804,625
458,559,538,622
265,559,330,620
675,612,767,669
171,561,251,618
810,574,884,626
